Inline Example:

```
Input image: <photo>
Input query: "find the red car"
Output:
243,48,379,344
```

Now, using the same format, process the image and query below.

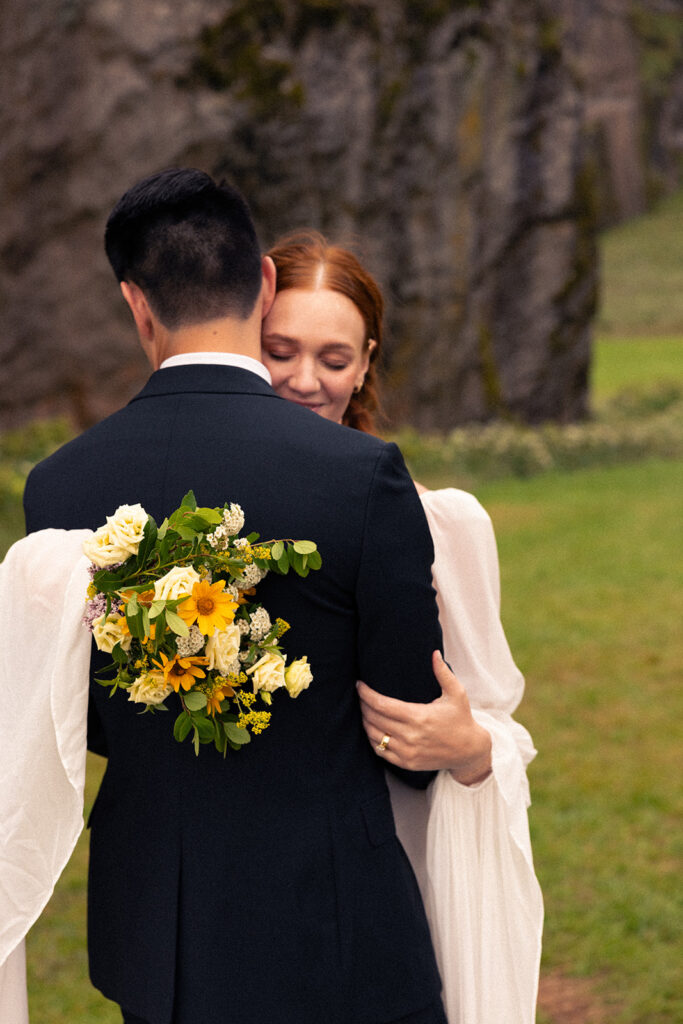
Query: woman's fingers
356,680,422,725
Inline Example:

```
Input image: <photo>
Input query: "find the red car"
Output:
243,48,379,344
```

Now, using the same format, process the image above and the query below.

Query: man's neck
149,318,261,371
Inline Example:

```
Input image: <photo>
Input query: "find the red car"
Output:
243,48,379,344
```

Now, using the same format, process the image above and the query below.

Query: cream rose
247,651,286,693
82,528,131,568
92,613,132,654
127,672,173,706
106,503,149,556
153,565,201,602
205,623,242,675
284,657,313,698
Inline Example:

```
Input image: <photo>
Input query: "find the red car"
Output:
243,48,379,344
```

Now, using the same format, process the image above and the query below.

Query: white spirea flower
106,503,149,556
82,528,130,568
92,614,131,654
175,624,205,658
284,657,313,698
247,651,286,693
222,503,245,536
154,565,201,602
127,672,173,706
237,563,267,588
237,619,250,635
249,607,271,641
205,623,242,674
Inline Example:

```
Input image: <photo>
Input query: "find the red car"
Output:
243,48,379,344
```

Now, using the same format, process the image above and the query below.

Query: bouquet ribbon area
82,491,320,755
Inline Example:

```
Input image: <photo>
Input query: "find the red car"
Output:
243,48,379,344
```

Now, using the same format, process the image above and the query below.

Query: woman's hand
357,651,492,785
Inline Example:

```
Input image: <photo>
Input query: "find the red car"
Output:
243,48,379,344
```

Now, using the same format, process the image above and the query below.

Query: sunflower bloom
153,651,208,692
178,580,239,636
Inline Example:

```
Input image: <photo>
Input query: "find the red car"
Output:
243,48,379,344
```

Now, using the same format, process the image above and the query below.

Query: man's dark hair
104,168,263,329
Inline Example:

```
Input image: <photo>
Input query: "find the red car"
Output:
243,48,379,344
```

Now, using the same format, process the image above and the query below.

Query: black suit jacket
24,365,444,1024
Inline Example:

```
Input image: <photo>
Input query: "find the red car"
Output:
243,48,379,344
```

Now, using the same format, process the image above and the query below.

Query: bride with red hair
262,231,543,1024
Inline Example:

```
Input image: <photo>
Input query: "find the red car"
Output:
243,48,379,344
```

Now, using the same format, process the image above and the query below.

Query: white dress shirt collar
159,352,272,385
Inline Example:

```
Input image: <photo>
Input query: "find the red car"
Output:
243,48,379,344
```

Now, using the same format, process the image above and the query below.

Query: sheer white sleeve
387,488,543,1024
0,531,92,1024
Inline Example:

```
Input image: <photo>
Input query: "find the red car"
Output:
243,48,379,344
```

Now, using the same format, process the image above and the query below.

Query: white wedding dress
387,488,542,1024
0,491,542,1023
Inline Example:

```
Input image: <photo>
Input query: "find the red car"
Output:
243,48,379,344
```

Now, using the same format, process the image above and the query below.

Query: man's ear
259,256,277,320
120,281,155,342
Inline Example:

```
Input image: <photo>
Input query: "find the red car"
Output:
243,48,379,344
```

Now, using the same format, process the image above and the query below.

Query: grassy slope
596,188,683,337
473,461,683,1023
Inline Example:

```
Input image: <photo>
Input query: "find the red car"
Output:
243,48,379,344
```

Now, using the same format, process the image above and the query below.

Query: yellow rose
153,565,201,602
247,651,286,693
284,657,313,698
92,613,132,654
106,503,149,556
82,527,131,568
205,623,242,675
127,671,173,706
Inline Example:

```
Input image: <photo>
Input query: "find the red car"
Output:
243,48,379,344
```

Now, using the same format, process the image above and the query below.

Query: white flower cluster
175,624,205,658
207,503,245,550
237,563,267,589
249,607,271,641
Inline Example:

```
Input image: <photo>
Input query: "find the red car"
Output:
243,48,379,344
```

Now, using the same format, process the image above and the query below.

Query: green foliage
394,381,683,488
0,418,74,555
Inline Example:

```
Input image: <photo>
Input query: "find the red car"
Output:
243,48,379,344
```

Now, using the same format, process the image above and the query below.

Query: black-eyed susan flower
153,651,208,692
177,579,239,636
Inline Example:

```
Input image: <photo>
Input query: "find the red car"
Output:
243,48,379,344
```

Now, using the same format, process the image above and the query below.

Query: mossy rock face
0,0,625,430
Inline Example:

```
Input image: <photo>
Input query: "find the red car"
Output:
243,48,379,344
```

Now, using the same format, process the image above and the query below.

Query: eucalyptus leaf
307,550,322,570
270,541,284,561
293,540,317,555
224,722,251,745
276,549,290,574
184,691,207,711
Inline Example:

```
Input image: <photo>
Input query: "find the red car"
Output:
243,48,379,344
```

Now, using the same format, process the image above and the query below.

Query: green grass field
7,189,683,1022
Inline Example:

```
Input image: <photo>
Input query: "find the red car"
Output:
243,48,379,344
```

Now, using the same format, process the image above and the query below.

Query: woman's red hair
266,232,383,433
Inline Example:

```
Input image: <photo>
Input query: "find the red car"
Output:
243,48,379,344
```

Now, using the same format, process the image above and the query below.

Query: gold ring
376,734,391,753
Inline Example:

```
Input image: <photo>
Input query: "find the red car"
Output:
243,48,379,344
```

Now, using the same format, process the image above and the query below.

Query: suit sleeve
355,443,443,788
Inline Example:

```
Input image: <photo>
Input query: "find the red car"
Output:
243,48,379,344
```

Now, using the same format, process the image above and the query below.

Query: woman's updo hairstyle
266,231,383,433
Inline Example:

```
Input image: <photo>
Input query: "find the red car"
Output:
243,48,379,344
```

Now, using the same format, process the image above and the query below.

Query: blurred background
1,1,681,1022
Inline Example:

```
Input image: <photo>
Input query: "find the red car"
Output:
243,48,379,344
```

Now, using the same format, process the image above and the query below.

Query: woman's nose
289,359,319,395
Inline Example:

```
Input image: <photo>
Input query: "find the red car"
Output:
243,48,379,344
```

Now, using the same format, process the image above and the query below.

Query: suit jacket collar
128,364,283,404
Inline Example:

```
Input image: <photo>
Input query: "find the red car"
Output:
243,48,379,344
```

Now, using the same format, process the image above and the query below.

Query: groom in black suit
24,169,448,1024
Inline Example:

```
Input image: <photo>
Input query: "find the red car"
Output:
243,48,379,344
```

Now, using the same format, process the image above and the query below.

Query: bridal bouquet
82,491,321,755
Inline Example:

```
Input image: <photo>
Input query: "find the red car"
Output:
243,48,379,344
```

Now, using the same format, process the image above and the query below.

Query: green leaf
277,549,290,573
148,600,166,618
224,722,251,745
270,541,284,561
134,518,158,567
195,507,222,524
184,691,207,711
293,540,317,555
157,518,169,540
181,490,197,511
166,610,190,637
173,713,193,742
194,717,215,743
307,549,322,570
